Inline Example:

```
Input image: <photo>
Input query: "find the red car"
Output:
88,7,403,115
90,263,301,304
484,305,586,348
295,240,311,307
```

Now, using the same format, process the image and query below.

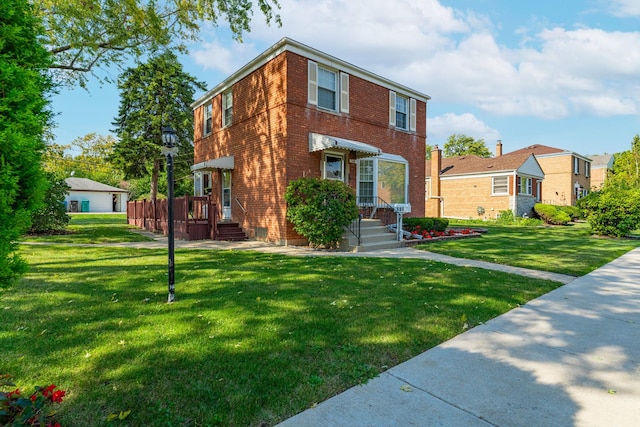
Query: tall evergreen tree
111,51,205,200
0,0,53,286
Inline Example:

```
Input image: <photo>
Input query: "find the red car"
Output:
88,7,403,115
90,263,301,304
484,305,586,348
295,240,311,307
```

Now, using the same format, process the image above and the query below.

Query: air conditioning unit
393,203,412,213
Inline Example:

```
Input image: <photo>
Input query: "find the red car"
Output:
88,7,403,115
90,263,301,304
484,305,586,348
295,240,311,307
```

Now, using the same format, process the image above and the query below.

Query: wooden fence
127,195,217,240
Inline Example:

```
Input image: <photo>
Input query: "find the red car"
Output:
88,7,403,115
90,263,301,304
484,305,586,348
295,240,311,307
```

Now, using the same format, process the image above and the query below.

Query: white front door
222,170,232,221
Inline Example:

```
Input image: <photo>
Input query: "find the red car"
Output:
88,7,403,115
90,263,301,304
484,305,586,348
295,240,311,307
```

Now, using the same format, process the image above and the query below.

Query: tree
606,134,640,190
0,0,53,285
443,134,492,158
111,51,205,200
43,134,124,187
39,0,281,86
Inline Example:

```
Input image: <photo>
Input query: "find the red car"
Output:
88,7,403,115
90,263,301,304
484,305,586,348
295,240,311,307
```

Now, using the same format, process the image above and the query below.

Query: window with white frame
585,161,590,177
203,103,212,135
492,176,509,194
222,90,232,127
308,61,349,113
358,159,374,204
574,156,579,174
518,177,533,195
357,156,408,205
389,91,416,131
323,153,345,181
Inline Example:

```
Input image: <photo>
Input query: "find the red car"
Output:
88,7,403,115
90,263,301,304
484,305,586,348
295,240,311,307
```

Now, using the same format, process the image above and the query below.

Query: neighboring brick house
191,38,429,245
506,144,591,206
589,154,614,189
425,144,544,219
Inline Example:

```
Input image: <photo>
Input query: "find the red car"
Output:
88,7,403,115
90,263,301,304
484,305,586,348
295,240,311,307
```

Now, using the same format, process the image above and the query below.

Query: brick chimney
429,145,442,217
496,140,503,157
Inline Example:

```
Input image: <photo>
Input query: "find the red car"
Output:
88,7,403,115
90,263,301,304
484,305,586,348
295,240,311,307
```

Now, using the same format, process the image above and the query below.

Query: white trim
192,37,430,110
191,156,235,171
323,151,345,181
309,133,381,156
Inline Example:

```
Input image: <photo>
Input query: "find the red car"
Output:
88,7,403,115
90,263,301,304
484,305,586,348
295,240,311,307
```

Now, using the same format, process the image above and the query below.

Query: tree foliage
38,0,281,85
443,134,492,158
606,134,640,190
285,177,359,249
111,51,205,200
0,0,53,285
30,172,70,234
43,133,124,187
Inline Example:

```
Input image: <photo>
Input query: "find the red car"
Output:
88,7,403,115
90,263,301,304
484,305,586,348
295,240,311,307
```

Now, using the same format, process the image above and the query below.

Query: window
585,161,590,178
395,95,408,130
203,103,212,135
222,90,232,127
323,153,344,181
574,157,579,174
518,177,532,195
389,91,416,131
357,156,408,205
358,159,374,204
308,61,349,113
492,176,509,194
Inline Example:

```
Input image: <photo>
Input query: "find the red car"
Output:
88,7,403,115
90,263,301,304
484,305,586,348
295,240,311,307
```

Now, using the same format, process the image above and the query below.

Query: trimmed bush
403,217,449,232
579,188,640,237
284,177,358,248
534,203,571,225
557,205,582,221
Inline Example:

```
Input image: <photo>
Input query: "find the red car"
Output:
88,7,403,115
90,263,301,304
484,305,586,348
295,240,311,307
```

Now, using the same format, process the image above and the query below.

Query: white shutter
308,60,318,105
409,98,417,132
340,72,349,113
389,91,396,126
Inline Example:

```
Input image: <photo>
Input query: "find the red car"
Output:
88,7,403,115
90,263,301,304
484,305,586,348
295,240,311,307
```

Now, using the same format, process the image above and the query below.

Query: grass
422,221,640,276
23,213,153,244
4,237,561,425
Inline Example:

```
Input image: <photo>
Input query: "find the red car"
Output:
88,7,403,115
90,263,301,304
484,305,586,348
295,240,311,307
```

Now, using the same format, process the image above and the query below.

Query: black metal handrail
356,196,395,226
346,214,362,245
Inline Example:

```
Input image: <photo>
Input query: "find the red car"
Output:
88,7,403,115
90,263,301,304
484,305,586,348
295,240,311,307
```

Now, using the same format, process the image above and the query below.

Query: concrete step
353,240,403,252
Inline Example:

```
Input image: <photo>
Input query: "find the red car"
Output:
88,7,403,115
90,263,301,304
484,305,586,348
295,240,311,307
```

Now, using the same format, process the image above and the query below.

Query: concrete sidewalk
276,247,640,427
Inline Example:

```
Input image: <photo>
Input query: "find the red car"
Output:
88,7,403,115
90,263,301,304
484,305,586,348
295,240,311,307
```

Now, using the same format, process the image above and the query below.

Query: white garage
64,177,128,213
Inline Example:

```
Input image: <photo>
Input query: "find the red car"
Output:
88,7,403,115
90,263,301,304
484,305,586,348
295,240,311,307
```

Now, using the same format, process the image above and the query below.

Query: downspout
430,196,445,217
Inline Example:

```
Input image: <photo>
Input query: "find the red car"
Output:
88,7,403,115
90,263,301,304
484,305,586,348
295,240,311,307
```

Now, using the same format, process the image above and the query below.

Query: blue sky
51,0,640,157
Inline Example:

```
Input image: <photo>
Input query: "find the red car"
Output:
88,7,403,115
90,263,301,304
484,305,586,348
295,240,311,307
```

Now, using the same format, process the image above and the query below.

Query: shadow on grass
4,246,562,426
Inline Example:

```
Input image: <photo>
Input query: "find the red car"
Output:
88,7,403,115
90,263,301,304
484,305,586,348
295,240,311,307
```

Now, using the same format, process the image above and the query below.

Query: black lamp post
161,126,178,303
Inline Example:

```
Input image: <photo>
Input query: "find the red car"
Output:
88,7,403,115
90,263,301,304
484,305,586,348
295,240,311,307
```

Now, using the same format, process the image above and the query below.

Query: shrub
579,188,640,237
0,374,65,426
495,210,516,225
556,205,582,221
534,203,571,225
403,217,449,232
284,177,359,248
30,172,70,234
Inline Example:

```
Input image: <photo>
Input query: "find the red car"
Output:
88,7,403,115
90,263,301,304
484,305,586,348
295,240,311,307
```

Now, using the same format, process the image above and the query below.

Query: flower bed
404,225,484,244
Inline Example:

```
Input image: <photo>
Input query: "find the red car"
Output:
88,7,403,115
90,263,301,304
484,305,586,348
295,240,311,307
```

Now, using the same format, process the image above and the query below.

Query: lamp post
161,126,178,303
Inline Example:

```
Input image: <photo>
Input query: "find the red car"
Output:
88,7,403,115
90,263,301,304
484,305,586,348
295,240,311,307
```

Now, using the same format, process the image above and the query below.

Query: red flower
51,389,66,403
47,423,61,427
43,384,57,397
6,388,21,398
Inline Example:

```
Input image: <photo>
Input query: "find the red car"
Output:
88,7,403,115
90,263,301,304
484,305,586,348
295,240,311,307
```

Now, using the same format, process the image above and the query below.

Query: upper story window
492,176,509,195
585,161,590,178
573,156,579,174
203,103,212,135
222,90,233,127
389,91,417,132
308,60,349,113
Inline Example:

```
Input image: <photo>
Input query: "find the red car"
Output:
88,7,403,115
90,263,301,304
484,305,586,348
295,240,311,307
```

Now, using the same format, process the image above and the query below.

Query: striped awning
309,133,382,156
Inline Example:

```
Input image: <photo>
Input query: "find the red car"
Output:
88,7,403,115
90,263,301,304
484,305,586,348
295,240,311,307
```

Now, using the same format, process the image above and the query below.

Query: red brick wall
193,50,427,244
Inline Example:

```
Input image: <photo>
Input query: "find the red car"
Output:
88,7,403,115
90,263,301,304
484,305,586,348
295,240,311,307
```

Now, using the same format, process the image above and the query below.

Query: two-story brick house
505,144,591,206
190,38,429,245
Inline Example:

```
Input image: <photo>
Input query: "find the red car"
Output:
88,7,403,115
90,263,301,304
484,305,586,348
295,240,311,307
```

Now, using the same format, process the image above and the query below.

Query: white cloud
609,0,640,17
428,113,500,144
191,0,640,121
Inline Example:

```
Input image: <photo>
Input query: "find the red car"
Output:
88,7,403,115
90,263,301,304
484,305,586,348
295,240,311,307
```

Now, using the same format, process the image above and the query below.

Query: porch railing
356,196,396,226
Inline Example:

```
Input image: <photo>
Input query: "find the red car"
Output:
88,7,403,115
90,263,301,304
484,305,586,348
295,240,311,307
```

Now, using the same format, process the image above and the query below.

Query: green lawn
24,213,153,244
418,221,640,277
5,243,560,426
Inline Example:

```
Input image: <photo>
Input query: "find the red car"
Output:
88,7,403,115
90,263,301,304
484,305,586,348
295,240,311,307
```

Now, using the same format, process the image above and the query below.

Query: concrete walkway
276,247,640,427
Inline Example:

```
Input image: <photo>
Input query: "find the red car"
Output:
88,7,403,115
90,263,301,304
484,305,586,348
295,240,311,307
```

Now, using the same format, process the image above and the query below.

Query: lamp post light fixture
161,126,178,303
